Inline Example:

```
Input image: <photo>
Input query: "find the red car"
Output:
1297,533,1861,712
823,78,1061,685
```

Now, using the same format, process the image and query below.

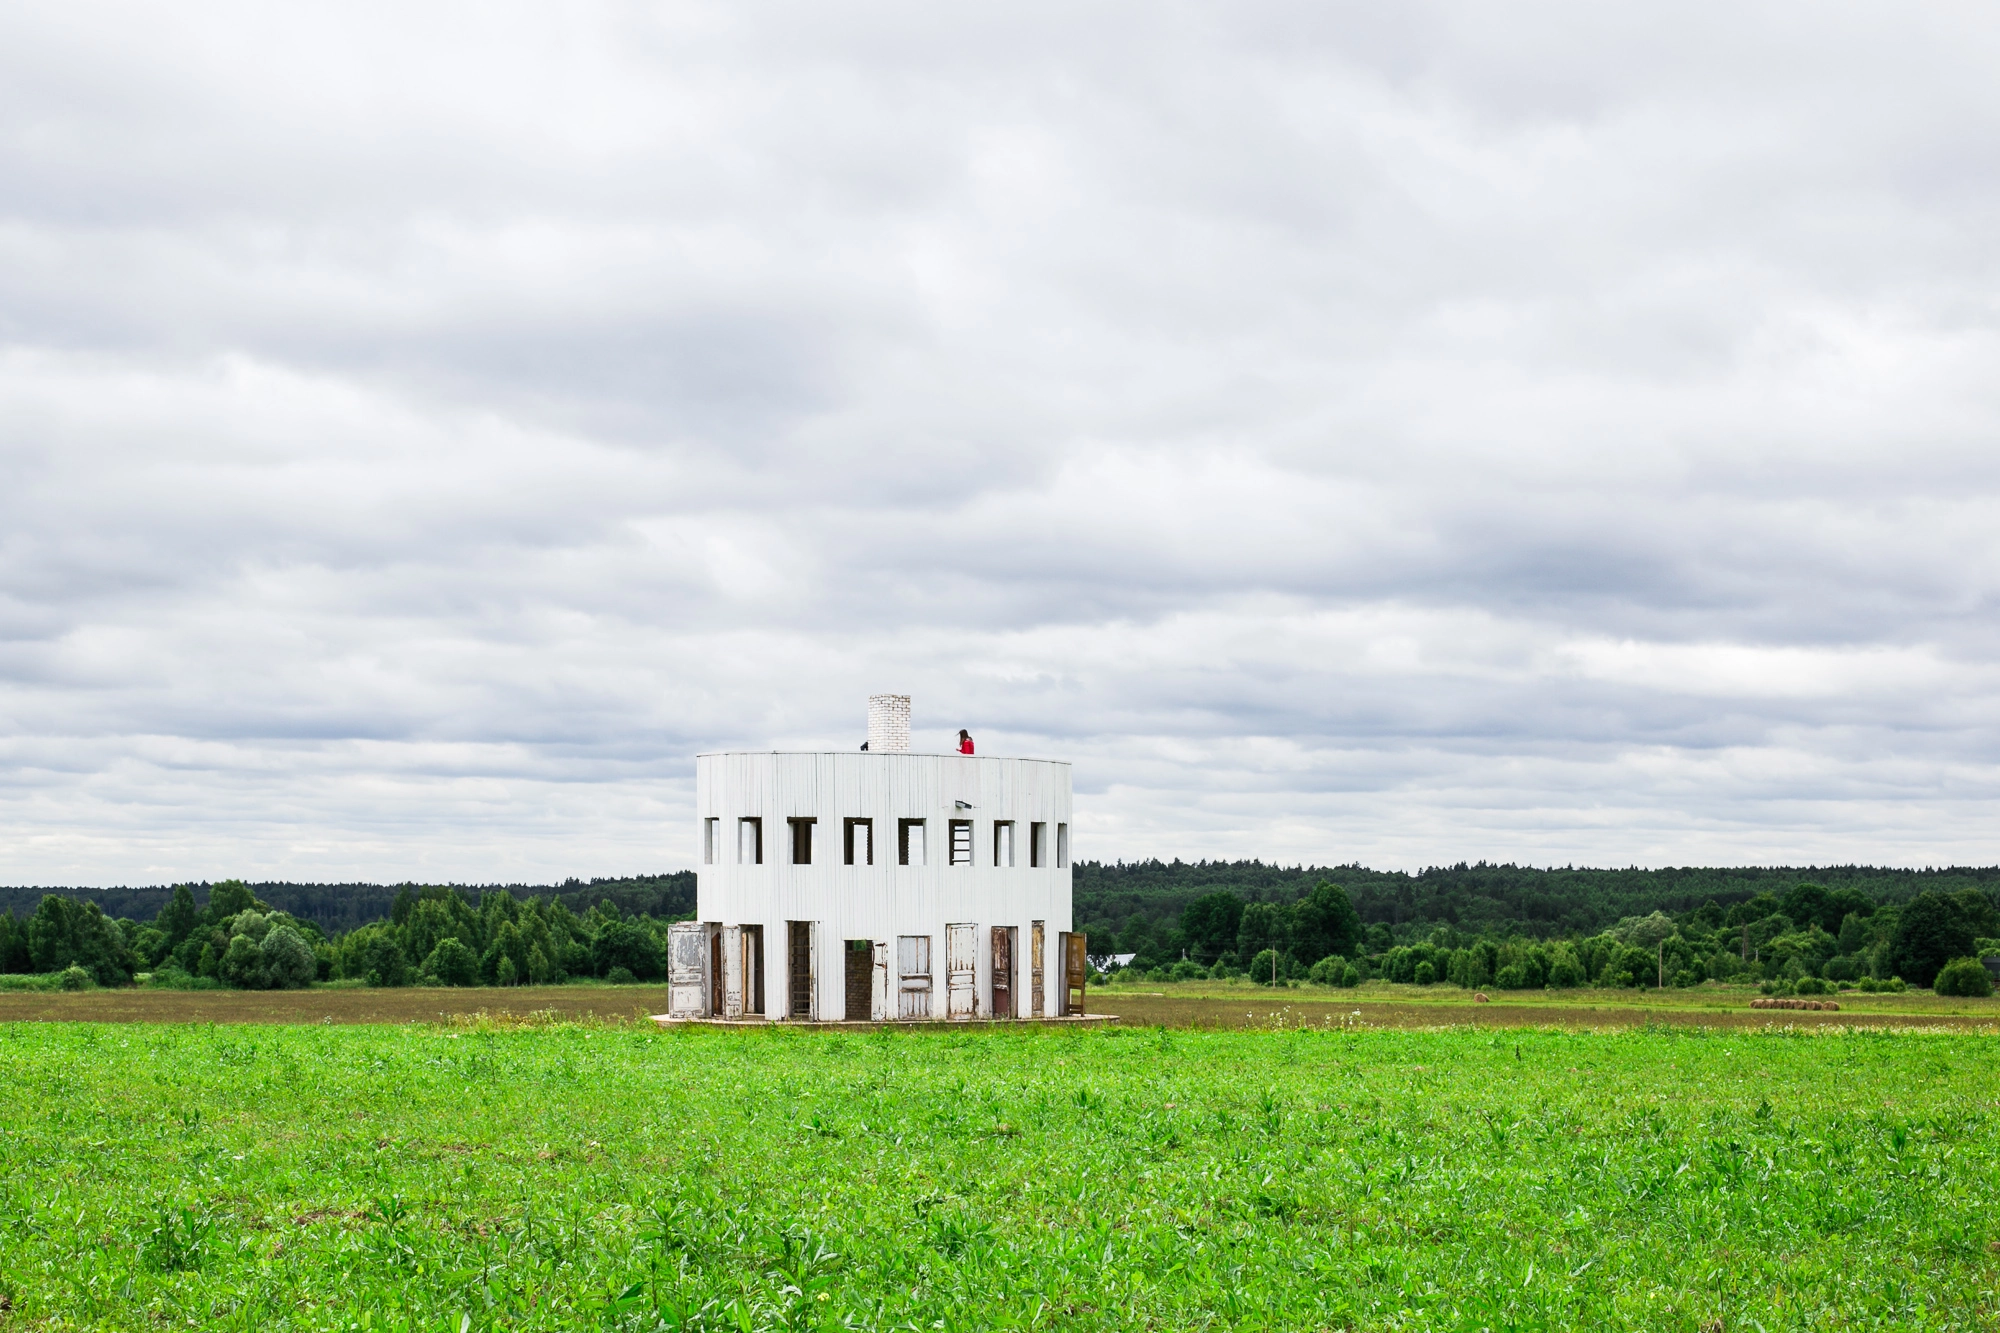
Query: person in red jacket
957,729,975,755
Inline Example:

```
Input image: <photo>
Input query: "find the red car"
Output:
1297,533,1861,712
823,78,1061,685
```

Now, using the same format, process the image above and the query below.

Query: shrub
1168,960,1204,982
605,966,638,985
1759,978,1790,996
422,938,479,987
1792,975,1831,996
1247,949,1282,984
1932,957,1994,998
1340,963,1361,987
1306,956,1344,985
1495,963,1530,990
56,964,93,992
1413,961,1436,986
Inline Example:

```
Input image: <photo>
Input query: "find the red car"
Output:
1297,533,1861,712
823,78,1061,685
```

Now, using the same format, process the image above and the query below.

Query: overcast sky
4,2,1999,885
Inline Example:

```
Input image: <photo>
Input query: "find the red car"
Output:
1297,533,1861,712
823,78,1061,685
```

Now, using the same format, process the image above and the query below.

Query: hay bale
1823,1000,1838,1011
1474,992,1489,1003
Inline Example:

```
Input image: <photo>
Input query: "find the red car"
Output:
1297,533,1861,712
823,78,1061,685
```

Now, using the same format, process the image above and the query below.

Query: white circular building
667,696,1082,1021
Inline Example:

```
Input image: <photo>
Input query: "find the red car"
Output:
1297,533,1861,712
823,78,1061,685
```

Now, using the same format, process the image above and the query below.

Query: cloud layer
3,1,1999,882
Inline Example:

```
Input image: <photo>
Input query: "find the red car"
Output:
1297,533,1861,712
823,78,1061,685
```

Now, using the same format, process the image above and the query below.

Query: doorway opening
787,922,813,1018
844,939,873,1021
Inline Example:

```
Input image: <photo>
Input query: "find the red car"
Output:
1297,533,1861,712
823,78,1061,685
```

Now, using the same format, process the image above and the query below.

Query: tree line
1102,876,2000,994
0,880,692,990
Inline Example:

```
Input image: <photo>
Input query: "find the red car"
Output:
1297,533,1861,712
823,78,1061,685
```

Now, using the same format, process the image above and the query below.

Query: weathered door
871,940,890,1020
991,926,1014,1018
721,924,745,1019
897,935,932,1020
843,939,871,1021
1030,921,1045,1017
946,923,977,1019
1061,931,1088,1017
788,922,815,1019
741,925,764,1016
668,921,707,1017
708,925,724,1016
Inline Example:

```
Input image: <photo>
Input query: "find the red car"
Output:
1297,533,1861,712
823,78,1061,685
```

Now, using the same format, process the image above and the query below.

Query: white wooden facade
670,749,1076,1021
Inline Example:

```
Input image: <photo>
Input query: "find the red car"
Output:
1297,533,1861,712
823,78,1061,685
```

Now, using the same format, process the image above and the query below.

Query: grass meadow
1,1016,1996,1331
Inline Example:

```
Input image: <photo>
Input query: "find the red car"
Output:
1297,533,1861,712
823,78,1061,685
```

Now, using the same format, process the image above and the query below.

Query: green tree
218,935,263,988
1289,882,1363,965
1888,892,1975,989
204,881,257,926
1179,892,1245,963
423,937,479,986
1236,902,1284,963
156,884,201,951
1780,883,1835,934
260,926,318,990
27,896,132,985
0,910,29,973
1247,948,1282,985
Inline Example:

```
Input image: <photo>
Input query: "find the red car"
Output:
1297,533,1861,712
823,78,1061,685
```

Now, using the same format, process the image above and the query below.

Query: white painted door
721,924,744,1019
897,935,932,1020
871,939,891,1021
668,921,707,1017
946,923,977,1019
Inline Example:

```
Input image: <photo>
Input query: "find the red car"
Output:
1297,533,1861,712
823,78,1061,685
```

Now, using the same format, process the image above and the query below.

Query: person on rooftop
957,729,975,755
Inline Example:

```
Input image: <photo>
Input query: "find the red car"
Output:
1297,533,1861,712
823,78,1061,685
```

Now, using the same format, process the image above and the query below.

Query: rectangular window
949,819,973,866
1029,821,1045,868
738,817,763,865
898,818,925,866
1056,822,1068,868
993,820,1014,867
788,817,816,865
704,817,719,865
844,817,873,866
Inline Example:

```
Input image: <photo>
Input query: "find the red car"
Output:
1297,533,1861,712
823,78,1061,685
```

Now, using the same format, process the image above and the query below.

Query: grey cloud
2,0,1999,881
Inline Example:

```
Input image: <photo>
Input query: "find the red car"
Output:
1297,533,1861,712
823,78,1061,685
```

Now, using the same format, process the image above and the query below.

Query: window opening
844,817,873,866
1029,822,1045,868
949,819,973,866
788,817,817,865
898,818,926,866
993,820,1014,867
1055,822,1068,868
738,817,762,865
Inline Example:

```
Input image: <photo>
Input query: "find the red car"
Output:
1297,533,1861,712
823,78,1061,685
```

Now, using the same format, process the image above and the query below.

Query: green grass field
2,1018,1995,1331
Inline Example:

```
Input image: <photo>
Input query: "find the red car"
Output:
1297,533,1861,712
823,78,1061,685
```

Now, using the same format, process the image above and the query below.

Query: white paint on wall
682,748,1074,1020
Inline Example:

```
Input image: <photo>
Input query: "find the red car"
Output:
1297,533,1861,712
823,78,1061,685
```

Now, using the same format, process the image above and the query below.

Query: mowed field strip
2,980,1997,1029
1,1016,1996,1330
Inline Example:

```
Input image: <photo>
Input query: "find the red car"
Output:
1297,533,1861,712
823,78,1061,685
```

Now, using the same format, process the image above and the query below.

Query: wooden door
709,927,724,1017
897,935,932,1020
991,926,1014,1018
1061,931,1088,1016
668,921,707,1017
1030,921,1045,1017
721,925,744,1019
946,923,977,1019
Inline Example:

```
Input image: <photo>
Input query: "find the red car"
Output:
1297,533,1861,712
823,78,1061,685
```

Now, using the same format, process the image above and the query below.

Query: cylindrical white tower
673,702,1078,1022
866,694,910,752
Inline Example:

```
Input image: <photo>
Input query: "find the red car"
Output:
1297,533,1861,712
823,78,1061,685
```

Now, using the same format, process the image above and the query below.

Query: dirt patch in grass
1099,991,2000,1030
